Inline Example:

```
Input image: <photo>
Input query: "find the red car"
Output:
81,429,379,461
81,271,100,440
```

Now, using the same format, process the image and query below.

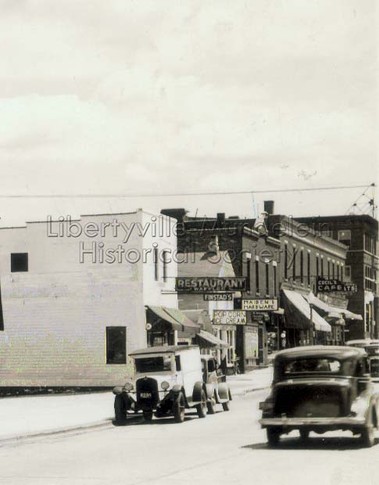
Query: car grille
274,385,347,418
136,378,159,410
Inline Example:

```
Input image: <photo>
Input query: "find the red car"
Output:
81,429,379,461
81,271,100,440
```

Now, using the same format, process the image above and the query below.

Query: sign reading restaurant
175,277,246,293
213,310,247,325
242,299,278,311
317,278,357,293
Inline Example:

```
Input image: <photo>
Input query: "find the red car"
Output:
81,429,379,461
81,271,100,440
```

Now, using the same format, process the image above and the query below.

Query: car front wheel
114,395,127,425
173,392,186,423
360,408,376,448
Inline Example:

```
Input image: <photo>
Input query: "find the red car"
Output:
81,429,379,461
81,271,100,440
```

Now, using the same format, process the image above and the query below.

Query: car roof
274,345,366,362
130,345,199,356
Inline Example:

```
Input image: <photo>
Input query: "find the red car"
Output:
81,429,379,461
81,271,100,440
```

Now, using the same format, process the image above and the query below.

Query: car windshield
134,356,172,373
283,358,341,375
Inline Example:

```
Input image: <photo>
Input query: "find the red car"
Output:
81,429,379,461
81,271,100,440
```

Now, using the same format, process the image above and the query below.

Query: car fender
217,382,230,402
192,381,206,404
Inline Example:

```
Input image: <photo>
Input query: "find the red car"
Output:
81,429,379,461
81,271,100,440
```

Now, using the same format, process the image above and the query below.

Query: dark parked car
259,346,379,447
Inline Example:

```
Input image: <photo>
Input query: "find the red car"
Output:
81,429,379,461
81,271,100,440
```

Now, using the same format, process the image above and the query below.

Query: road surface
0,390,378,485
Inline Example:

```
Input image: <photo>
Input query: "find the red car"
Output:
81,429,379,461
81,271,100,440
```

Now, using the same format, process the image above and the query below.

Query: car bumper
259,416,366,429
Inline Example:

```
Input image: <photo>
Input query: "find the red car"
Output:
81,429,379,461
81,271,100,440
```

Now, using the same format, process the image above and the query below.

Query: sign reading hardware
317,278,357,293
213,310,247,325
242,299,278,311
204,293,233,301
175,277,246,293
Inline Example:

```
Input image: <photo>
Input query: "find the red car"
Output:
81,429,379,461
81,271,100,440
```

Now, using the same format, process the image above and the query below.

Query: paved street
0,389,378,485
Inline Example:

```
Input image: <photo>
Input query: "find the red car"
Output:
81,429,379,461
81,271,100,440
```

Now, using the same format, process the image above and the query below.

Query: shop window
106,327,127,364
11,253,28,272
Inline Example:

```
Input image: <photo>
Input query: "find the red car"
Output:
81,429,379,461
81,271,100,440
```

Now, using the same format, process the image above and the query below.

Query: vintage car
113,345,230,424
259,346,379,447
346,340,379,383
201,354,232,413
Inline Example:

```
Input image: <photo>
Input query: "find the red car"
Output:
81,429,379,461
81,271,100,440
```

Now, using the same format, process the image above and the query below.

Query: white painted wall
0,210,178,387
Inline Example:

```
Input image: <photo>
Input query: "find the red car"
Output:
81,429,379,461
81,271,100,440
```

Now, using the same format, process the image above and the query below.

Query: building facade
0,210,179,388
294,215,378,339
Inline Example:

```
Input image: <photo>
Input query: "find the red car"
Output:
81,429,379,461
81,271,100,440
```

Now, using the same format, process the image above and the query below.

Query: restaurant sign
213,310,247,325
317,278,357,293
175,277,246,293
242,298,278,311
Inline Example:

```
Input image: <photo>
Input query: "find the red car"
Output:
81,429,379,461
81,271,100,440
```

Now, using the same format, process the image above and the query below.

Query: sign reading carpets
242,299,278,311
204,293,233,301
317,278,357,293
213,310,247,325
175,277,246,293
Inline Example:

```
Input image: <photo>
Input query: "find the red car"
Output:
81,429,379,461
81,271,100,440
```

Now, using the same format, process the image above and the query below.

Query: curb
0,386,270,445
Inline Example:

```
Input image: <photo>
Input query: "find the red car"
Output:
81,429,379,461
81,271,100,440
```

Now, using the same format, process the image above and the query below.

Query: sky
0,0,378,225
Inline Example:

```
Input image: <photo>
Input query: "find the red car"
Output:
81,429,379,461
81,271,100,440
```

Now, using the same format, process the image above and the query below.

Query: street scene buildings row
0,204,377,388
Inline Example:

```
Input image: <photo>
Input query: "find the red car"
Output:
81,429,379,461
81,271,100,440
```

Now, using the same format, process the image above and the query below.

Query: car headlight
123,381,134,392
161,381,170,391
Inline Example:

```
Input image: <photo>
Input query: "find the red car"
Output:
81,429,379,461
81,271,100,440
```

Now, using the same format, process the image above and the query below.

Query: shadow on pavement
112,410,203,427
242,436,379,451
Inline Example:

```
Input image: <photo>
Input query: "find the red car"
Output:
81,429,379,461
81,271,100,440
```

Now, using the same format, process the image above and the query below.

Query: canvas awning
194,330,230,349
282,290,331,332
306,292,362,321
146,306,201,333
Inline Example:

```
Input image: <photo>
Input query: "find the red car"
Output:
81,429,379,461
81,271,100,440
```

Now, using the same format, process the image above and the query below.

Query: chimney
264,200,274,215
216,213,225,226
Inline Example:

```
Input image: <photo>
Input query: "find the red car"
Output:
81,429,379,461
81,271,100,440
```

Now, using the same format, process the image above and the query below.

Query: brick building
294,214,378,339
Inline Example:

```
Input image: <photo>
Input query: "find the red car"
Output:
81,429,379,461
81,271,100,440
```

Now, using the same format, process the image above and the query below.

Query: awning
282,290,331,333
146,306,201,333
306,292,362,321
194,330,230,349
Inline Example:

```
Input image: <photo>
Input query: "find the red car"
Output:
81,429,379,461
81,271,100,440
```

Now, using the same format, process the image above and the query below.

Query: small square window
11,253,28,272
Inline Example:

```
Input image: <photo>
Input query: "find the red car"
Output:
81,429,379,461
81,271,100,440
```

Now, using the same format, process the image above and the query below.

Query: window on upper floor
0,283,4,331
307,252,311,286
154,247,159,281
265,263,270,295
11,253,28,272
162,250,169,282
255,259,260,294
338,230,351,246
300,250,304,284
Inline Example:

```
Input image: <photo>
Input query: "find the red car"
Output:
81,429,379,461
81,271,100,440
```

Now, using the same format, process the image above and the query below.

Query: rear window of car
135,356,172,373
283,358,341,375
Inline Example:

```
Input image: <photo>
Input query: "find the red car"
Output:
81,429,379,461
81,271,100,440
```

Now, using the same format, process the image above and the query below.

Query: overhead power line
0,183,373,199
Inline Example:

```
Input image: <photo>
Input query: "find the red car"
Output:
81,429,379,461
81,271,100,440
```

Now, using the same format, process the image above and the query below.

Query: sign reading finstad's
317,278,357,293
175,277,246,293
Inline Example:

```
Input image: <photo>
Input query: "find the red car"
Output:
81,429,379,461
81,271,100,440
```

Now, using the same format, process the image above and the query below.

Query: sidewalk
0,366,272,443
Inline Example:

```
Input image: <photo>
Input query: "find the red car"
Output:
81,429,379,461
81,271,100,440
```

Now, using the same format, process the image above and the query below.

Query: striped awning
282,290,331,333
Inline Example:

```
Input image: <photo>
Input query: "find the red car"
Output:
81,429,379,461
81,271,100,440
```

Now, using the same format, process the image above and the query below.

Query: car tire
207,395,216,415
299,429,309,441
360,408,375,448
222,401,230,412
360,426,375,448
143,411,153,422
196,390,207,419
114,395,127,425
173,392,186,423
266,427,280,447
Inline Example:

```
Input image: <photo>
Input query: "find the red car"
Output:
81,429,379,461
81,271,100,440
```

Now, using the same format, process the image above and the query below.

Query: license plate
140,392,152,398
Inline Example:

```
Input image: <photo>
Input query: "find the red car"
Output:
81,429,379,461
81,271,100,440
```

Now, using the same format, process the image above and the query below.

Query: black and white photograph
0,1,378,484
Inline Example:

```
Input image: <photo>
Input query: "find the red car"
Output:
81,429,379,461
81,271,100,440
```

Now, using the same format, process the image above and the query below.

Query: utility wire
0,183,373,199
